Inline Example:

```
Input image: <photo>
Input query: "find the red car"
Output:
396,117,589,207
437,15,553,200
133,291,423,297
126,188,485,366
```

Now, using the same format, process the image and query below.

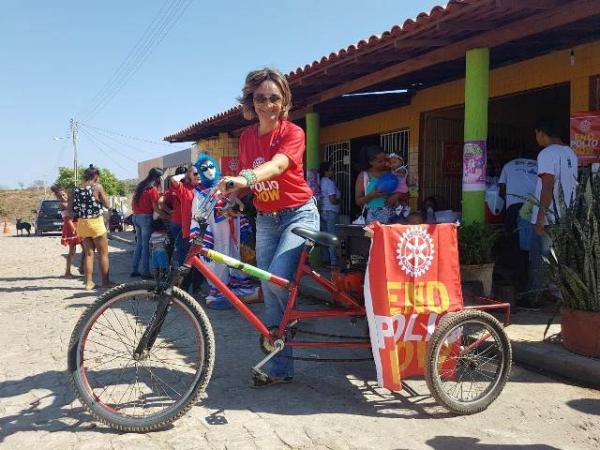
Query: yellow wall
195,132,239,162
320,40,600,192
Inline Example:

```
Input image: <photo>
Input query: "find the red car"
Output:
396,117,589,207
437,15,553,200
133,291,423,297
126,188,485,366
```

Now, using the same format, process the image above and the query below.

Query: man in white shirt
319,161,341,268
527,117,578,306
498,153,538,296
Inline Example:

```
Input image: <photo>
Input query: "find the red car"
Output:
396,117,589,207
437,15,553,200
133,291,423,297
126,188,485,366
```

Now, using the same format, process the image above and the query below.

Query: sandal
251,373,292,388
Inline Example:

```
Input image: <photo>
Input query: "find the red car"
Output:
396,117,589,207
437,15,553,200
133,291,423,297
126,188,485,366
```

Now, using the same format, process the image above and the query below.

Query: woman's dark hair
362,145,385,170
133,167,163,205
84,164,100,181
319,161,331,178
238,67,292,121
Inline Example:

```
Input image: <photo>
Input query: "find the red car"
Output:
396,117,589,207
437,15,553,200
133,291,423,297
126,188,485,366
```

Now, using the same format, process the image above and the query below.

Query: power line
79,122,184,149
79,0,194,122
79,128,135,172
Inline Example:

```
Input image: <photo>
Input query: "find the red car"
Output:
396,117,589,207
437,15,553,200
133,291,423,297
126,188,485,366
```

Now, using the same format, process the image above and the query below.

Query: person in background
355,145,394,224
166,165,191,265
69,164,112,290
51,184,82,277
190,154,257,309
422,196,438,224
498,152,538,299
527,117,578,307
406,211,424,225
319,161,340,268
217,67,319,387
131,167,163,279
387,153,410,222
149,219,169,280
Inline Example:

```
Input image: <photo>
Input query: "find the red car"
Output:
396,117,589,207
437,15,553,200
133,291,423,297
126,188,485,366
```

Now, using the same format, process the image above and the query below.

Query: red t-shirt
166,186,181,225
132,187,159,214
239,120,312,213
173,181,195,237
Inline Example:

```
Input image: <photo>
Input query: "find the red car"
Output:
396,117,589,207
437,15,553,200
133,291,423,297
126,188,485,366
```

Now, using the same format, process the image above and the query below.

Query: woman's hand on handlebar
217,176,247,194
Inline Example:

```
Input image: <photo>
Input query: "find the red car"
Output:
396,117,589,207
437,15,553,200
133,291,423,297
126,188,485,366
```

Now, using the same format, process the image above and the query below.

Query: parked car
34,200,63,235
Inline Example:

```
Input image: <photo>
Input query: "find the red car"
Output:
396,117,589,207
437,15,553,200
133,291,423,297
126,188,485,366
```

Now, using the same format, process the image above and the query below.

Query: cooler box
336,224,372,270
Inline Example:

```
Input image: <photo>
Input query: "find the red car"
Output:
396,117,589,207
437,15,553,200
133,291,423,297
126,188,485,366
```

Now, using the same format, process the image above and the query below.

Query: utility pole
71,117,79,185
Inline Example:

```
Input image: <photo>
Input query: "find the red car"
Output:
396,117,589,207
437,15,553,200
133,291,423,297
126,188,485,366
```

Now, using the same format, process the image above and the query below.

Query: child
406,211,424,225
387,154,411,223
150,219,170,279
51,185,82,278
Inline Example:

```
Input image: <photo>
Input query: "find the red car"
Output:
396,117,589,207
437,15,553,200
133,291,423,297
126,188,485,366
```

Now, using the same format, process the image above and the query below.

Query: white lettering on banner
373,313,443,349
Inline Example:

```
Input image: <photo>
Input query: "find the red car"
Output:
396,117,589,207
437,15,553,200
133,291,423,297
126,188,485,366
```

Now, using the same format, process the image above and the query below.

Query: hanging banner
220,156,240,176
462,140,487,191
364,223,463,391
570,112,600,165
442,142,463,176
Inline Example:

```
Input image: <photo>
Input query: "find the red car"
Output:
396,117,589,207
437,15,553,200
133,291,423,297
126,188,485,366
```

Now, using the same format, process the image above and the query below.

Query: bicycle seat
292,227,340,247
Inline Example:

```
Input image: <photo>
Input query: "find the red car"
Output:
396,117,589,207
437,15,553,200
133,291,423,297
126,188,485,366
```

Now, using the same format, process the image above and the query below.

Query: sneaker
241,287,263,304
130,272,141,278
251,374,293,388
206,297,232,310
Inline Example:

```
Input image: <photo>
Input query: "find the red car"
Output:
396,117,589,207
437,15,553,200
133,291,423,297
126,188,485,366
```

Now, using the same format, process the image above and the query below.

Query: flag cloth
364,223,463,391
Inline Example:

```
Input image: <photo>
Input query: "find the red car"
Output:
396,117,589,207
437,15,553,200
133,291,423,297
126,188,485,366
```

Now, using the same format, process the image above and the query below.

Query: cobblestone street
1,234,599,449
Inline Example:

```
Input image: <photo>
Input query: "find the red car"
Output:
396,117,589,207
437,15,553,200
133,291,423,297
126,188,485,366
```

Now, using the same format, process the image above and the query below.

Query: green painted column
462,48,489,224
305,112,322,267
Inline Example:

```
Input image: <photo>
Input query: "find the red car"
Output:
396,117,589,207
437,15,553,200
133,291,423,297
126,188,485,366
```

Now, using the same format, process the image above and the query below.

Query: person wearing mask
217,67,319,387
131,167,163,279
68,164,112,290
527,117,578,307
319,161,341,268
355,146,394,224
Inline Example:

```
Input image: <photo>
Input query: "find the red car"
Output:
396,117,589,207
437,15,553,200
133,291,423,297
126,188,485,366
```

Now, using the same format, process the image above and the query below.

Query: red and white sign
571,111,600,165
364,223,463,391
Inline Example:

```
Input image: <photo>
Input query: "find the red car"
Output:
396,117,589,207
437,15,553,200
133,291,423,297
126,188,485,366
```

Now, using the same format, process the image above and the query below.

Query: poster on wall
220,156,240,176
571,112,600,165
462,140,487,191
442,142,463,176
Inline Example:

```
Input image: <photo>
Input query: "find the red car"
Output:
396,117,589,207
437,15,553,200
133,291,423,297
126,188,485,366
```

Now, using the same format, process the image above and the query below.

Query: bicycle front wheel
68,281,215,431
425,310,512,415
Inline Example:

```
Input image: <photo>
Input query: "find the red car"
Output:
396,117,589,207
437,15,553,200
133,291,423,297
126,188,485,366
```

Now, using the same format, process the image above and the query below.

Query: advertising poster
571,112,600,165
462,140,487,191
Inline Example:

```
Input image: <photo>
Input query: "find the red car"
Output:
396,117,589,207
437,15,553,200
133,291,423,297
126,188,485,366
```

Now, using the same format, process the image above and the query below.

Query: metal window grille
380,129,410,161
324,141,352,219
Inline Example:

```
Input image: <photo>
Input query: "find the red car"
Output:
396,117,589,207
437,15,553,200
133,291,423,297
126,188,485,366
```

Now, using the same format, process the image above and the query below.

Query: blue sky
0,0,441,188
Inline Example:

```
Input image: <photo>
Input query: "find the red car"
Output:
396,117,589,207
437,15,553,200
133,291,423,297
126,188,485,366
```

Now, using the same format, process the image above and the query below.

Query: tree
31,180,45,190
54,167,126,196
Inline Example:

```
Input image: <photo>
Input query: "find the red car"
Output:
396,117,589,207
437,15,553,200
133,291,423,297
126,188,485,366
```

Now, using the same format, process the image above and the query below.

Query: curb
299,276,600,389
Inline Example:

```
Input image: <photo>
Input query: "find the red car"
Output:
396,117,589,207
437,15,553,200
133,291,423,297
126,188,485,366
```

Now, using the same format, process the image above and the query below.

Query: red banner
442,142,463,176
220,156,240,176
364,223,463,391
571,112,600,165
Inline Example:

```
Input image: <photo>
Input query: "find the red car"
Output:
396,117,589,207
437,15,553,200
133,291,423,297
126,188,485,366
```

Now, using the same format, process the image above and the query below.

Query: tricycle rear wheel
425,310,511,415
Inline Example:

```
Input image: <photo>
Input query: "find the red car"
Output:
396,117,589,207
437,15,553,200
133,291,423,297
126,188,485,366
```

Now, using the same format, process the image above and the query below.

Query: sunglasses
198,164,215,172
253,94,282,105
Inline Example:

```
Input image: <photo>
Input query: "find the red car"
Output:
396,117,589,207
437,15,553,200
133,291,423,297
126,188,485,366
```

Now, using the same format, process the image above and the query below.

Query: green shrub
458,222,501,265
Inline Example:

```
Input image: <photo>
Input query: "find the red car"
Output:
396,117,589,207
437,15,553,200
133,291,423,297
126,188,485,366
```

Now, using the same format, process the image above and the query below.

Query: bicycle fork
133,293,172,360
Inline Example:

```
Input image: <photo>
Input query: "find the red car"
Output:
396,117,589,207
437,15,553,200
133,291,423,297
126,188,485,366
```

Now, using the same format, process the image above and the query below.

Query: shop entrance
419,83,570,212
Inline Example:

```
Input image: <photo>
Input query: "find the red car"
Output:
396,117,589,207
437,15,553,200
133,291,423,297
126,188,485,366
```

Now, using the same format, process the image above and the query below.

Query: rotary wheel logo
252,157,265,169
396,226,435,277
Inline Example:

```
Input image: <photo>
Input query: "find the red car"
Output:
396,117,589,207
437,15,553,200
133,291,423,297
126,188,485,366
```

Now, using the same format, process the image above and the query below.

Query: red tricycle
68,187,512,432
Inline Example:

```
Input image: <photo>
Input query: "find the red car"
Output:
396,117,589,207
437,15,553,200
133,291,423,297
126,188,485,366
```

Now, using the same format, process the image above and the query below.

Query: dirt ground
0,232,599,449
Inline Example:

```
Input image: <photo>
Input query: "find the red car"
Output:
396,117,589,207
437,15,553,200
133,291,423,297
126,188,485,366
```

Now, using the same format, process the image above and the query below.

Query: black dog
16,219,31,236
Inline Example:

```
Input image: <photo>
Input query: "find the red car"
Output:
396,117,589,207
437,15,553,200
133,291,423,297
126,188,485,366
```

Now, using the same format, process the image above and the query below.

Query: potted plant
546,171,600,357
458,222,501,297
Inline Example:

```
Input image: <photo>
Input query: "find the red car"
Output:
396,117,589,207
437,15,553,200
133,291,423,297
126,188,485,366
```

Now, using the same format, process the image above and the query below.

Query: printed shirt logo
228,158,239,172
252,157,265,169
396,226,435,277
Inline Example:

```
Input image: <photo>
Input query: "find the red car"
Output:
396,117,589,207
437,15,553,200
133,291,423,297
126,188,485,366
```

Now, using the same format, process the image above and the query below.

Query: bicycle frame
184,239,371,350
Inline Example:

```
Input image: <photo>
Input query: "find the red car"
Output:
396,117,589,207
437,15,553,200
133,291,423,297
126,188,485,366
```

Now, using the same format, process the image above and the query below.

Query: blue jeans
170,222,186,266
528,226,552,294
132,214,153,276
320,210,339,265
256,199,320,378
